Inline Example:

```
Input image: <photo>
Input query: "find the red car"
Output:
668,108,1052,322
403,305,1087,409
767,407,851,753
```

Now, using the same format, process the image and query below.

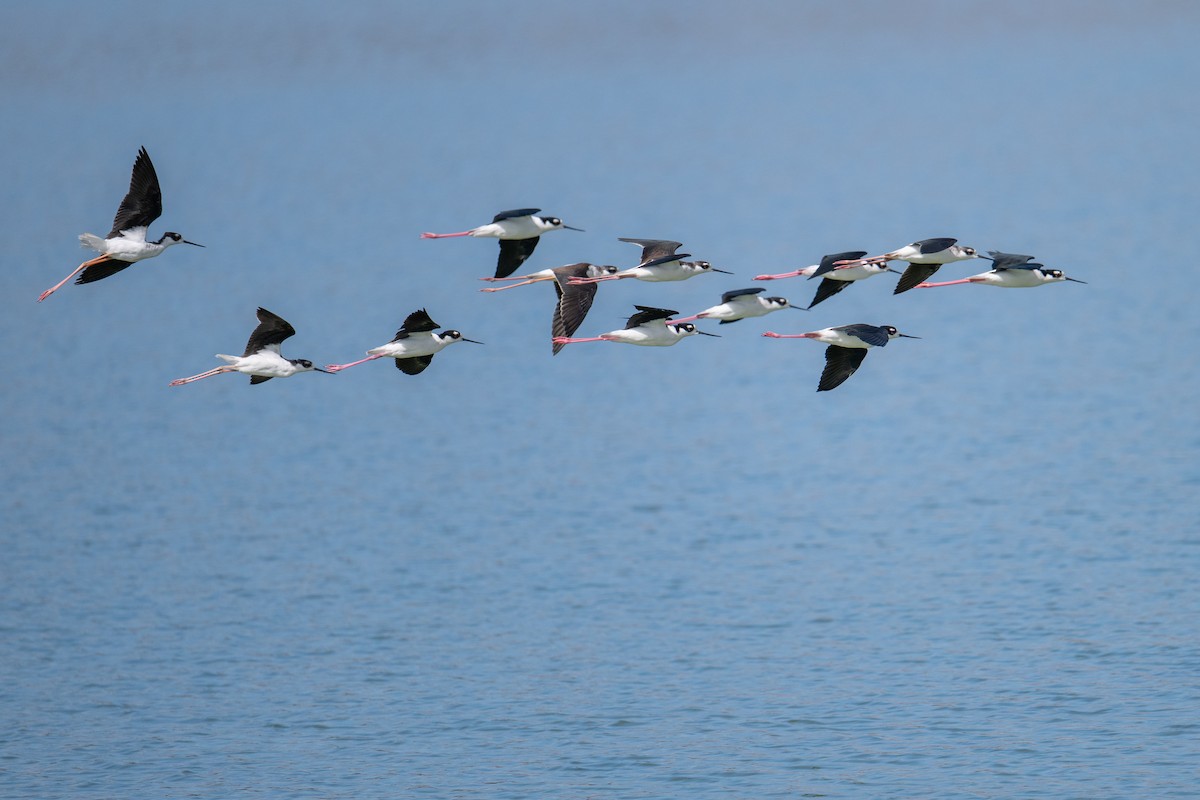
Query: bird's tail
78,233,106,252
215,354,240,365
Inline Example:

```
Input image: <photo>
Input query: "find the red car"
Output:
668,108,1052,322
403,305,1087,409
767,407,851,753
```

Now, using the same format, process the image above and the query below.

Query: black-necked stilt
671,287,800,324
755,251,898,309
169,308,329,386
477,262,618,354
834,238,979,294
762,323,919,391
553,305,719,347
38,147,203,302
570,238,731,284
917,251,1087,288
325,308,481,374
420,208,583,279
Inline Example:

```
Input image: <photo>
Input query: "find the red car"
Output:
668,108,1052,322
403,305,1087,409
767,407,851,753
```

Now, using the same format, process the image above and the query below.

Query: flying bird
833,238,979,294
324,308,481,374
169,308,329,386
570,238,731,284
420,208,583,279
670,287,799,324
553,305,719,347
39,147,203,302
916,251,1087,288
762,323,918,391
755,251,897,309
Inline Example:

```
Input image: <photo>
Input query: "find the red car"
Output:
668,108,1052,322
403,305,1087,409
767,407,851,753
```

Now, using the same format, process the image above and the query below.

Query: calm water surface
2,2,1198,797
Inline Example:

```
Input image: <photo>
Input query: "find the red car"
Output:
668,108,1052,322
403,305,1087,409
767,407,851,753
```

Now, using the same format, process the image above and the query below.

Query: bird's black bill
696,330,721,337
898,333,922,339
314,367,334,373
711,268,734,274
462,338,485,344
184,240,205,247
563,225,585,232
1065,277,1087,283
886,268,902,274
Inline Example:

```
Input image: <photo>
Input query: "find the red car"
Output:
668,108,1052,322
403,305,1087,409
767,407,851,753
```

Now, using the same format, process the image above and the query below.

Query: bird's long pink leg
169,367,232,386
324,354,384,372
915,277,976,288
754,270,804,280
761,331,818,339
479,275,528,282
37,255,111,302
671,314,702,324
552,336,607,345
420,231,472,239
480,278,542,292
568,275,623,285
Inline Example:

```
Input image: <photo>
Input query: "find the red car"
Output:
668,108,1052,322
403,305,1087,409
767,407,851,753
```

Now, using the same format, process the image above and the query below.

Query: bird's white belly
471,218,541,240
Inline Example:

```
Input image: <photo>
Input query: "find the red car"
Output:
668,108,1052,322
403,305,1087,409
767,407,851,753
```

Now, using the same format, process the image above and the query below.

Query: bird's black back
811,250,868,279
833,323,891,347
986,251,1038,270
913,237,957,255
107,146,163,238
618,237,683,265
492,208,540,222
392,308,439,341
720,287,765,303
625,305,677,329
244,307,296,356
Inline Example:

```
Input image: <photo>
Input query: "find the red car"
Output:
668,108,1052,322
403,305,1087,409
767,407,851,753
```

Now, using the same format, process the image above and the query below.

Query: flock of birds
37,148,1086,391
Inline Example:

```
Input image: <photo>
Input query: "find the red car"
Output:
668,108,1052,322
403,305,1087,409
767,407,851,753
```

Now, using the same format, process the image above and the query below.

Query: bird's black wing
107,147,163,237
492,208,540,222
625,305,677,329
818,346,869,392
808,277,851,308
552,271,600,355
834,323,891,346
250,375,273,385
810,250,868,279
986,251,1038,270
395,355,434,375
720,287,765,303
618,237,683,265
244,307,296,356
75,257,133,285
912,237,957,255
496,238,539,279
894,263,941,294
393,308,439,341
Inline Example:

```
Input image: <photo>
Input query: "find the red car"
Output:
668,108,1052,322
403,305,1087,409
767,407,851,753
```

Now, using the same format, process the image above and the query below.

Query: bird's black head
767,297,788,305
675,323,697,333
297,359,313,368
443,330,463,340
883,326,899,337
961,246,978,256
163,232,183,242
545,217,562,226
1045,269,1064,279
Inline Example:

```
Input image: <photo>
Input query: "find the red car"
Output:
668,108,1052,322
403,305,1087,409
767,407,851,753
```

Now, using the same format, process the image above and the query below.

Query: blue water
3,2,1199,797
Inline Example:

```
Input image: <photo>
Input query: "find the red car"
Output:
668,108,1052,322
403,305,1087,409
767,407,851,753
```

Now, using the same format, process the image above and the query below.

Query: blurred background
2,1,1198,797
